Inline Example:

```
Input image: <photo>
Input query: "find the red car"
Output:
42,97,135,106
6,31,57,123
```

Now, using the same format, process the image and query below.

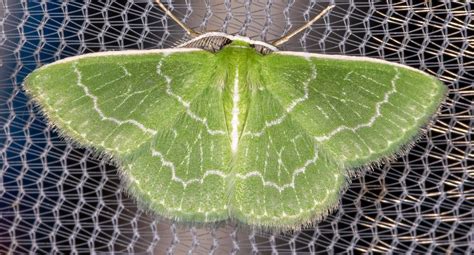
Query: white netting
0,0,473,253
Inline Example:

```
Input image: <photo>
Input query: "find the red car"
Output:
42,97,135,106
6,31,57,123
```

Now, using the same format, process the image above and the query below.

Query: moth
23,1,446,230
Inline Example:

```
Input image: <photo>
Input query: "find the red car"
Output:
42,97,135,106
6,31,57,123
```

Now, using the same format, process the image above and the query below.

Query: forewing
25,50,233,222
264,52,446,168
25,50,208,154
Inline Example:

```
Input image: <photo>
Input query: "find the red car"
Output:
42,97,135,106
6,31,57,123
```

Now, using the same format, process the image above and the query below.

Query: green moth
23,3,446,230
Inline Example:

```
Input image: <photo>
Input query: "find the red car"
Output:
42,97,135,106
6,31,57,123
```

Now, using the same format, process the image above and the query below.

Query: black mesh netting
0,1,473,254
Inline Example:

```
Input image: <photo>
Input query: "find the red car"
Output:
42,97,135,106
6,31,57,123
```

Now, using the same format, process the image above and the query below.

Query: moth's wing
24,49,233,222
25,49,209,154
231,52,446,229
230,60,345,229
264,52,446,168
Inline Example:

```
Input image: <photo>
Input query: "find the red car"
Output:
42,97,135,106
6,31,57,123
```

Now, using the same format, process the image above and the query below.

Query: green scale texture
24,40,446,229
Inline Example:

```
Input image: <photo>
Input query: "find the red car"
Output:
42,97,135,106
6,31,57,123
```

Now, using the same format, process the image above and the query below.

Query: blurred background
0,0,473,254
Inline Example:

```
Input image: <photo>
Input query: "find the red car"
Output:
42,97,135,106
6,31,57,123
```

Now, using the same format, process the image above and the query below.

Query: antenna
155,0,200,37
272,5,335,47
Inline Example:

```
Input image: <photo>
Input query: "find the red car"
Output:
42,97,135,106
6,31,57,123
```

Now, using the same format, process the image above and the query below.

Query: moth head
176,32,278,55
157,0,334,55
